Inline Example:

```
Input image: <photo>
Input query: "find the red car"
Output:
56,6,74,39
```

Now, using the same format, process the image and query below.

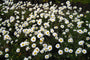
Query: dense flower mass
0,0,90,60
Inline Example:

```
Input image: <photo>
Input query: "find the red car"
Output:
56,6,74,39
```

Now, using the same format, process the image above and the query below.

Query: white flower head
55,44,60,49
5,48,9,52
31,36,36,42
82,49,87,54
10,16,15,23
45,31,50,36
5,54,9,58
26,47,30,51
58,50,63,55
58,38,64,43
24,57,28,60
37,33,43,38
88,32,90,35
31,43,36,48
37,19,42,25
4,34,11,40
69,49,73,53
48,45,52,51
16,48,20,53
78,40,84,45
45,55,49,59
75,48,82,54
77,29,84,34
68,38,73,43
32,51,38,56
0,51,3,55
64,47,69,52
20,42,25,47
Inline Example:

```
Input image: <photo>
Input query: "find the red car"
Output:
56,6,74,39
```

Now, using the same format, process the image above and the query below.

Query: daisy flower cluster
0,0,90,60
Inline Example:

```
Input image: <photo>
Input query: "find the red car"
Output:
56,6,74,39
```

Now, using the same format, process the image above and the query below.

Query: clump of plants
0,0,90,60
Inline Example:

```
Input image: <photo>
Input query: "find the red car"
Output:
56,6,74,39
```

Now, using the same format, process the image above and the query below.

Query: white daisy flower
82,49,87,54
20,42,25,47
88,32,90,35
77,29,84,34
28,56,32,60
37,33,43,38
58,50,63,55
45,31,50,36
34,47,40,53
86,37,90,41
68,38,73,43
32,51,38,56
48,45,52,51
52,32,58,37
10,16,15,23
64,47,69,52
37,19,42,25
45,55,49,59
5,54,9,58
78,40,84,45
55,44,60,49
75,48,82,54
50,29,54,33
60,25,64,28
43,44,47,48
69,15,73,19
83,29,88,32
24,57,28,60
40,49,44,54
16,48,20,53
58,38,64,43
5,48,9,52
31,36,36,42
69,49,73,53
26,47,30,51
0,51,3,55
4,34,11,40
31,43,36,48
